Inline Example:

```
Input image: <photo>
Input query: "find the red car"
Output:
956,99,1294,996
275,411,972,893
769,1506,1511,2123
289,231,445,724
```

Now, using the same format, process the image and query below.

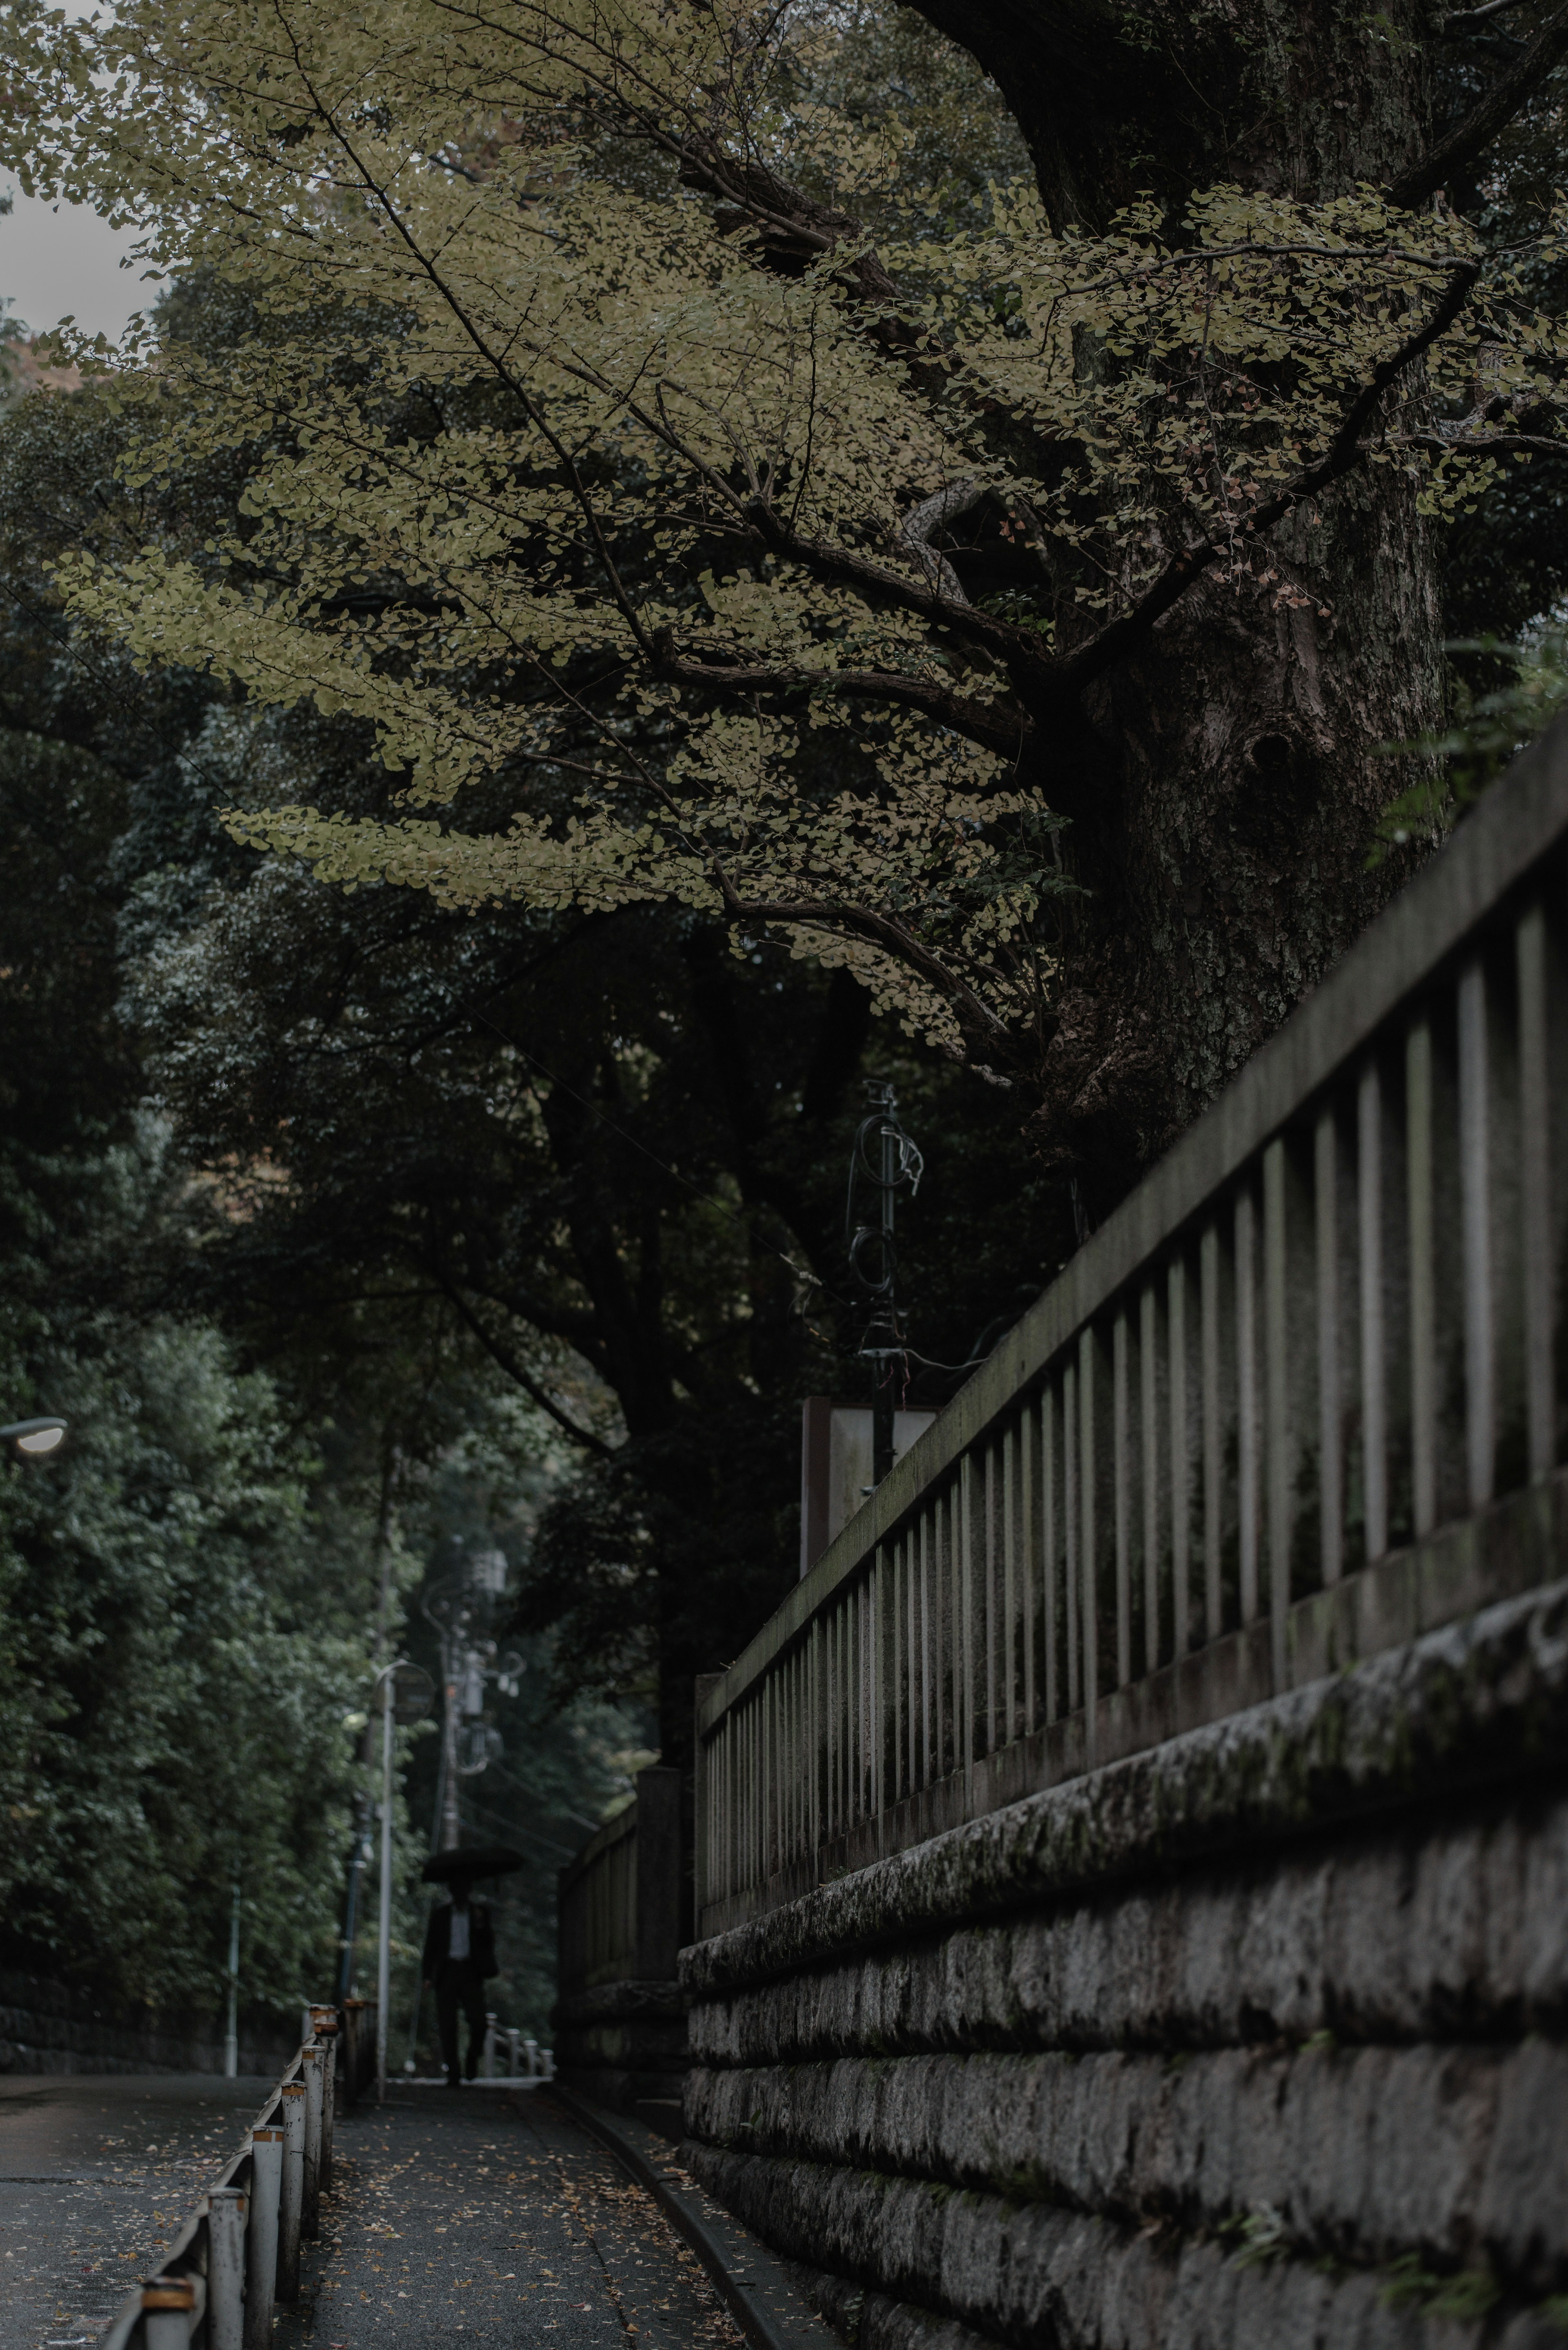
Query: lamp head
1,1417,68,1459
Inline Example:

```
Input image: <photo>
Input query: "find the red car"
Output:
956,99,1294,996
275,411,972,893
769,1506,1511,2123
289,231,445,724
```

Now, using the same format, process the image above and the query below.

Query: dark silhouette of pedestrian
422,1881,498,2087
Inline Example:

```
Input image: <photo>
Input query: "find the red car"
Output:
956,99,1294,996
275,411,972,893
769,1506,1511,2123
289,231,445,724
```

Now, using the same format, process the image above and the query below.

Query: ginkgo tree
7,0,1568,1186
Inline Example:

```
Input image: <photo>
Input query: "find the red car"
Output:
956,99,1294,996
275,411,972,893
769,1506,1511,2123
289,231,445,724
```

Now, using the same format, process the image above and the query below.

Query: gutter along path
276,2082,749,2350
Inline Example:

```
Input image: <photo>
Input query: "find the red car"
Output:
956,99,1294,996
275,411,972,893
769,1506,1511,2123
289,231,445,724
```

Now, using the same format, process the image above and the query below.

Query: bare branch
730,894,1013,1053
430,1269,615,1456
1442,0,1535,36
1054,256,1483,694
1391,0,1568,207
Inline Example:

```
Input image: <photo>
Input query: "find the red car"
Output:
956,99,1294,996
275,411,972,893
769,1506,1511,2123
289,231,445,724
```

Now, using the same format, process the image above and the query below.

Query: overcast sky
2,185,157,342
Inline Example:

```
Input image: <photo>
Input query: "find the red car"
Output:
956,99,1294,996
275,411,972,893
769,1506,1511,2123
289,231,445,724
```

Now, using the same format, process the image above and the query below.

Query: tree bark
903,0,1448,1204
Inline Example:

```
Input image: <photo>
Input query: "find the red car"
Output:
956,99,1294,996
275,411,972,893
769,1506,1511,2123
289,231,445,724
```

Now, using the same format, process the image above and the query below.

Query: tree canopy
11,0,1568,1180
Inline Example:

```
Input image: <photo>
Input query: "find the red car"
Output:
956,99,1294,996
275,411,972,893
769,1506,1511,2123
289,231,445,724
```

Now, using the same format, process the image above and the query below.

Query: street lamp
1,1417,68,1458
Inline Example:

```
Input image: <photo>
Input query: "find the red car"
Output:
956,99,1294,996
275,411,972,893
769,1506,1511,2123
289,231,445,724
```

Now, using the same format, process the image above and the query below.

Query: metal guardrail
694,719,1568,1942
97,1999,376,2350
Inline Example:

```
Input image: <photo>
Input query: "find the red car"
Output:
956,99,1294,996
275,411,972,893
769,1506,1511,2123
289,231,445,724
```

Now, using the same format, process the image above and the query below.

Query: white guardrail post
277,2078,306,2301
310,2006,339,2190
141,2275,203,2350
206,2185,247,2350
301,2045,324,2238
244,2121,283,2350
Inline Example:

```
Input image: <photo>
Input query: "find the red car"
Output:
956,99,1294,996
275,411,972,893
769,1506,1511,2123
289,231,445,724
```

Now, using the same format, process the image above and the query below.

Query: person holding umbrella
421,1846,519,2087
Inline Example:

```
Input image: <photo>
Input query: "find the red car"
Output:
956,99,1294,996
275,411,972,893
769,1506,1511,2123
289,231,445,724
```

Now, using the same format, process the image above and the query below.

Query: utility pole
847,1082,922,1487
439,1628,462,1853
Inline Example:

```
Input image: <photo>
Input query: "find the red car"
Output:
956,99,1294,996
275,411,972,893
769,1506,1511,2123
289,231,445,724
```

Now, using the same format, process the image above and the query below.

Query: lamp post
223,1881,241,2078
370,1660,434,2103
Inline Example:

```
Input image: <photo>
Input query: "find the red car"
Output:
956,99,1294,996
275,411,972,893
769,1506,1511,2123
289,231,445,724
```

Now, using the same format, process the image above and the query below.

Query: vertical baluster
785,1654,799,1871
1140,1286,1159,1674
960,1453,977,1775
1079,1326,1098,1761
1518,903,1555,1481
1316,1108,1343,1585
849,1581,861,1825
1020,1401,1038,1733
1042,1385,1058,1723
818,1616,827,1852
889,1539,902,1807
1113,1310,1131,1688
790,1645,804,1861
1408,1018,1437,1536
904,1533,916,1798
1236,1187,1260,1628
849,1588,859,1826
1263,1138,1290,1691
938,1490,952,1777
868,1567,879,1821
782,1662,791,1868
1003,1425,1019,1743
983,1446,999,1755
1169,1257,1189,1661
920,1507,933,1788
873,1547,886,1829
825,1605,836,1839
1201,1224,1222,1641
1459,959,1495,1510
1064,1360,1080,1711
1358,1064,1387,1562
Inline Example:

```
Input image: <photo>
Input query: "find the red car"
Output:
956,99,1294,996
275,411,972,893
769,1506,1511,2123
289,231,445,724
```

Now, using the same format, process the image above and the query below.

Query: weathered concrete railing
97,2000,372,2350
695,721,1568,1941
554,1767,686,2126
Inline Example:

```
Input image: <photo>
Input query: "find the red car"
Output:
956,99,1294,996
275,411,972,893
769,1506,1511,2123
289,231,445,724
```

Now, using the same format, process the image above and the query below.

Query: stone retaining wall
0,1970,298,2076
679,1581,1568,2349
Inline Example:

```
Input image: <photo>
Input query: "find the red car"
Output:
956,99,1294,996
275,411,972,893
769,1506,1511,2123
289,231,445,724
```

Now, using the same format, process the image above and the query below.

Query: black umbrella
422,1844,524,1884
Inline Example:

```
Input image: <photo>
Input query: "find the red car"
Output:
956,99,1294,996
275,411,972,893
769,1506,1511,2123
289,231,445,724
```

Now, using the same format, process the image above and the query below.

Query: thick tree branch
1442,0,1534,31
429,1266,615,1455
1391,0,1568,207
650,628,1031,758
726,892,1013,1056
742,498,1053,683
1054,257,1483,695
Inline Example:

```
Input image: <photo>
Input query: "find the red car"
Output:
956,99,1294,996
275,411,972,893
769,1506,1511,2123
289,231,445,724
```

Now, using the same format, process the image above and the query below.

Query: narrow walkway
0,2074,277,2350
286,2085,744,2349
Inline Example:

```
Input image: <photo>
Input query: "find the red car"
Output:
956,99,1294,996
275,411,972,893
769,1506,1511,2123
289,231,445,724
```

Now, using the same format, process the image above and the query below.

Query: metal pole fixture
376,1667,394,2104
846,1082,924,1486
223,1881,240,2078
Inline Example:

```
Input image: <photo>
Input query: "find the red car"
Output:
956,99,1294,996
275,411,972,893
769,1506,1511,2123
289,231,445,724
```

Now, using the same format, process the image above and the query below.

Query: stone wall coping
681,1576,1568,1998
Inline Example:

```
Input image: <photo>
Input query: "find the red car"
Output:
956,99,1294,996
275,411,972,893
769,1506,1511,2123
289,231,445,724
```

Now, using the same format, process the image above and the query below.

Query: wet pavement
0,2073,275,2350
0,2076,743,2350
287,2084,742,2349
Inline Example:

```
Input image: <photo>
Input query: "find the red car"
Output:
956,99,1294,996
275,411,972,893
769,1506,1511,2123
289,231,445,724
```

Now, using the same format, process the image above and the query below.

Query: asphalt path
286,2084,744,2349
0,2072,276,2350
0,2076,744,2350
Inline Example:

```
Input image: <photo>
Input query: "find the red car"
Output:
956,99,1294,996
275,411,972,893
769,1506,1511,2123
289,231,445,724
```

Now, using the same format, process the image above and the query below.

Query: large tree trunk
909,0,1446,1204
